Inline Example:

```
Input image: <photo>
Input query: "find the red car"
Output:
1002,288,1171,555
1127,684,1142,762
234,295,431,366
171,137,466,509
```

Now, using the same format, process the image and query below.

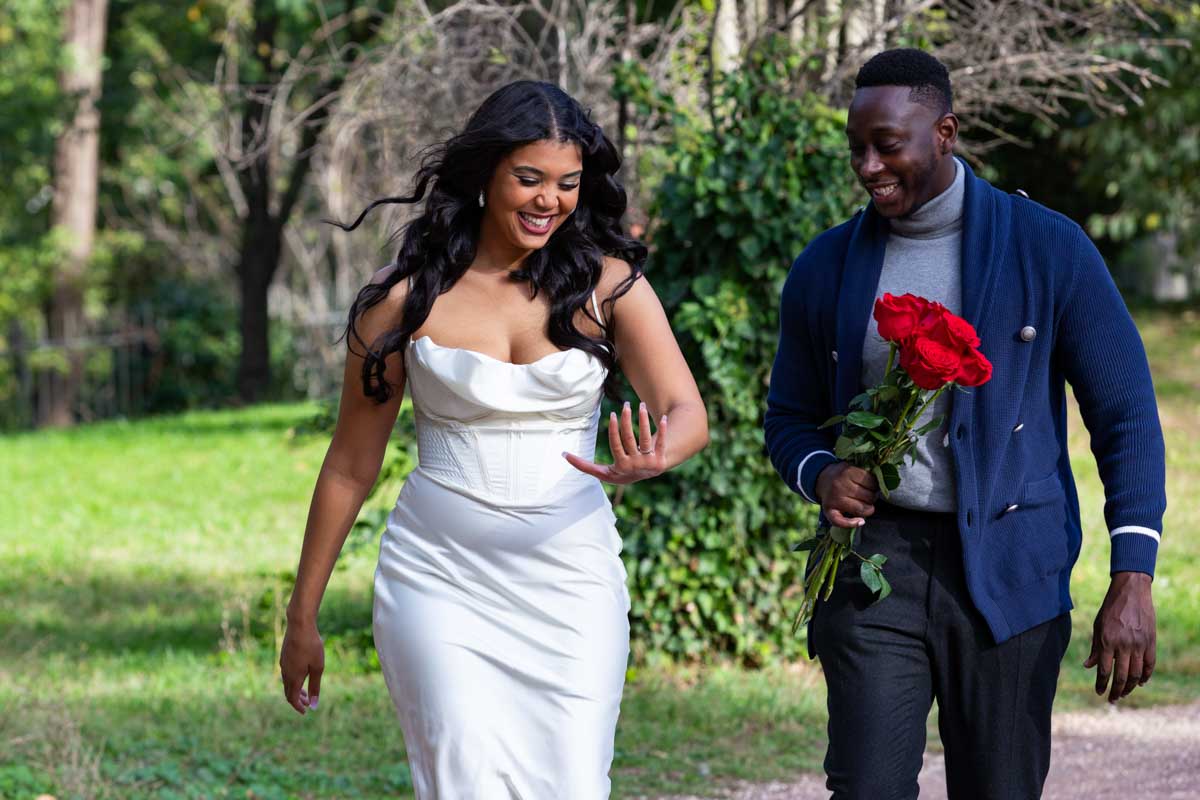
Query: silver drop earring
478,191,485,208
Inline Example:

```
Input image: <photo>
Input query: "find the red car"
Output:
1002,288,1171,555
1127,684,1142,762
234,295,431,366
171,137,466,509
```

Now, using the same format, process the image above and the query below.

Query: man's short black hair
855,48,953,114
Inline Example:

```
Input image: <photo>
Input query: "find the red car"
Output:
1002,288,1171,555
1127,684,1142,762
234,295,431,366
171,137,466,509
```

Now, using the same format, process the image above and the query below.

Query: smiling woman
279,80,708,799
482,140,583,283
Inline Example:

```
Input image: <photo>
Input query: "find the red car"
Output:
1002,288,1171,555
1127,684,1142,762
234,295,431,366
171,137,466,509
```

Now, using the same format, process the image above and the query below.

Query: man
763,49,1165,799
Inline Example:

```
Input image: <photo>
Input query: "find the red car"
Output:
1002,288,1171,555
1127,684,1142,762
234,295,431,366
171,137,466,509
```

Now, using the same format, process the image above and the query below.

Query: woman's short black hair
854,48,953,114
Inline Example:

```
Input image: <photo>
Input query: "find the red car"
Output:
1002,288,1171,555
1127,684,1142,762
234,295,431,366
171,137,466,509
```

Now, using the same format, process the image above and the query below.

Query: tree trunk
232,0,371,403
44,0,108,427
236,216,283,402
713,0,742,73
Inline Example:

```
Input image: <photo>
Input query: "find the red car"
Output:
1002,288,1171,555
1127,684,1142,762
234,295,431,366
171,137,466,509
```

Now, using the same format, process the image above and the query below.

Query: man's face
845,85,957,219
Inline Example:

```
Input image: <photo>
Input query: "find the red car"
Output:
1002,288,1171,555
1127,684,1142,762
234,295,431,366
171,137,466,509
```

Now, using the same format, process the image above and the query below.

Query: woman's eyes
517,177,579,190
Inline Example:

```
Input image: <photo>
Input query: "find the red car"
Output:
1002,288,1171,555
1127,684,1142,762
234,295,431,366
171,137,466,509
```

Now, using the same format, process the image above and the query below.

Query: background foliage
600,43,858,662
3,2,1199,795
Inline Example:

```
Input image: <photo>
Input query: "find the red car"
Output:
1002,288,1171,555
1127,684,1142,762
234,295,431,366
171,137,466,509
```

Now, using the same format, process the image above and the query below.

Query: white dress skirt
372,335,631,799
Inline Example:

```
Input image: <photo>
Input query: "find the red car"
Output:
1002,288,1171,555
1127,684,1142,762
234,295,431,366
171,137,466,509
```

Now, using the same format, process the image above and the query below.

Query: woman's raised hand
564,401,669,485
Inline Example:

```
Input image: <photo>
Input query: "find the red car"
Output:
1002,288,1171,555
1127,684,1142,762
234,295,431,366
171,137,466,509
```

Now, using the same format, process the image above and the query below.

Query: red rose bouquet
793,293,993,630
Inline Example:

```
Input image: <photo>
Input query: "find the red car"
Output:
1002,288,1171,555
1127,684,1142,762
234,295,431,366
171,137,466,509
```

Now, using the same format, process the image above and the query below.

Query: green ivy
611,42,860,663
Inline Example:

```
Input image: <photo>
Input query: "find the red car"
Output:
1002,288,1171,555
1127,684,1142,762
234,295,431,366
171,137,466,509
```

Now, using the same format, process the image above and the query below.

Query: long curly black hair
331,80,646,402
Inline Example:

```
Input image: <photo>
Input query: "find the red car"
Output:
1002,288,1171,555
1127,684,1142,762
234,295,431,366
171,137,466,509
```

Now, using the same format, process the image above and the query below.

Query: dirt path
657,701,1200,799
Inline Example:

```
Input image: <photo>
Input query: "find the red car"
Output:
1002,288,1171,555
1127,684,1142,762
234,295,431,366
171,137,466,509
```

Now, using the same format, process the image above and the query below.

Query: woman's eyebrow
512,165,583,179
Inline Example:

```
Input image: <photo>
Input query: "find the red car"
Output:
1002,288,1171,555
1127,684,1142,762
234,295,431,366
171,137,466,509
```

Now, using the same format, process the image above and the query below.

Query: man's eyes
847,142,901,155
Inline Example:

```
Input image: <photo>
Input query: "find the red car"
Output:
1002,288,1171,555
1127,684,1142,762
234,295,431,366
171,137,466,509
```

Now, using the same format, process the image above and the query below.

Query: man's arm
1056,227,1167,702
763,255,838,503
764,250,881,525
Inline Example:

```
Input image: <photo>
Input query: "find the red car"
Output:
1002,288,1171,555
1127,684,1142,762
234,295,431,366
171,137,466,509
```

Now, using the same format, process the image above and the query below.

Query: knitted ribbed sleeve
1055,227,1166,575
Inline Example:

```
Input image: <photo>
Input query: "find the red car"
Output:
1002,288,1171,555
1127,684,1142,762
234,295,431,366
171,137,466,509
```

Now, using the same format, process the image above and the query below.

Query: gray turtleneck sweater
861,158,965,512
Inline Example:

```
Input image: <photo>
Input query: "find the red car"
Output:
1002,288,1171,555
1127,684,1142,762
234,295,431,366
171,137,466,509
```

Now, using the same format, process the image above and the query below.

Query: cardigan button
1020,326,1037,342
1013,423,1024,433
1004,503,1020,514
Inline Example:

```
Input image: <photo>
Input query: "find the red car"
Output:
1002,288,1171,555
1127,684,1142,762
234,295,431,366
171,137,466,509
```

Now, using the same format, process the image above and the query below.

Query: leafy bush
611,43,860,663
143,276,306,412
142,279,241,412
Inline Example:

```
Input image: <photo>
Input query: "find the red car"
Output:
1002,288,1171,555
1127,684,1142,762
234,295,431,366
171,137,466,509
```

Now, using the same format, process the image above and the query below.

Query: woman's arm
564,258,708,483
280,269,407,714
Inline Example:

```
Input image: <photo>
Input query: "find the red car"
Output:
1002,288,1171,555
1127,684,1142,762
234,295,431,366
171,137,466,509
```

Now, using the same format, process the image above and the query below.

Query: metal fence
0,308,354,431
1,310,160,431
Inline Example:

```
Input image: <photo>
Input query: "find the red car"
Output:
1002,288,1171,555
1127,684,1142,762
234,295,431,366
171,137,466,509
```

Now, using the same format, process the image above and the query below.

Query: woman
279,80,708,798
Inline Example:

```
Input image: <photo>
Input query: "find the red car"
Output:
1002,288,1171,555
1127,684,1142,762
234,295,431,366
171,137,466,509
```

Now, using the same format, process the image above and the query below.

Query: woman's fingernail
639,402,646,411
309,697,319,710
624,401,631,410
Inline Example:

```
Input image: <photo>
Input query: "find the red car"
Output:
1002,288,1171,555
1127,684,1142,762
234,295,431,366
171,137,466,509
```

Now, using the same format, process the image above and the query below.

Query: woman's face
481,139,583,255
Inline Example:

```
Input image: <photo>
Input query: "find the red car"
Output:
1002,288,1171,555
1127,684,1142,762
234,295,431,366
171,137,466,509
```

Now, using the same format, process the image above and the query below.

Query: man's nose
858,148,884,179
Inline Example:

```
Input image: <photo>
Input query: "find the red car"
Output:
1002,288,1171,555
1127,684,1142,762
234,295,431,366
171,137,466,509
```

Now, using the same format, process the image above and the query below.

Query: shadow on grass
0,563,373,662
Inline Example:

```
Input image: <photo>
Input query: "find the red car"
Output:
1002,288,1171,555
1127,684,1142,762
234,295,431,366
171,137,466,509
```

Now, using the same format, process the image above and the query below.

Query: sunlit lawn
1,309,1196,798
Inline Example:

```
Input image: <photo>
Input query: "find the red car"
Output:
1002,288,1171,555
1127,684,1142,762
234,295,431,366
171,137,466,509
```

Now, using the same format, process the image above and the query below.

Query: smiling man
764,49,1166,799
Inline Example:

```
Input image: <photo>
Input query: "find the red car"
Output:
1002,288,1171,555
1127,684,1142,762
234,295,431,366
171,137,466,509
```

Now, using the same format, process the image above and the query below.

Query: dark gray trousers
810,502,1072,800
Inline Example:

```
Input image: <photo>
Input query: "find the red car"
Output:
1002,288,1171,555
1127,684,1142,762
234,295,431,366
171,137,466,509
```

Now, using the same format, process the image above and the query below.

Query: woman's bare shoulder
355,264,409,335
598,255,643,297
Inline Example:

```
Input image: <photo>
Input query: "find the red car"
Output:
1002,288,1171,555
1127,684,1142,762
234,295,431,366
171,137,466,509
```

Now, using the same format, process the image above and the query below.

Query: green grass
1,309,1197,799
1056,308,1200,709
0,402,825,799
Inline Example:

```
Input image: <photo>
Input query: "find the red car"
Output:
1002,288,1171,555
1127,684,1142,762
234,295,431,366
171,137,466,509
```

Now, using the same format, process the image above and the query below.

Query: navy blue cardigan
764,160,1167,644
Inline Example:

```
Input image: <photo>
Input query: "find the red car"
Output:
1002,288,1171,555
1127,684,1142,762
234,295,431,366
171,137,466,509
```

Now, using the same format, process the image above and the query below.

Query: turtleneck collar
889,158,964,240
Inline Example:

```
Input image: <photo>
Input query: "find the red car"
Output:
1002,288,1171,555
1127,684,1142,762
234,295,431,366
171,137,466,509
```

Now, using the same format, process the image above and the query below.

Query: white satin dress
372,327,631,799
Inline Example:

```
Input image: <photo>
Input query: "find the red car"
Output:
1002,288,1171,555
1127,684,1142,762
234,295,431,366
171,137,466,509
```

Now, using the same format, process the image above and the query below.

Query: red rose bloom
955,347,994,387
874,293,930,343
925,309,981,350
900,336,962,390
944,313,981,348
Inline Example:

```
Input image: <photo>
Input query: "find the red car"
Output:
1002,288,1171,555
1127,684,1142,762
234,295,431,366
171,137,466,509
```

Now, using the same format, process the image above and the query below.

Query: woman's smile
517,210,556,234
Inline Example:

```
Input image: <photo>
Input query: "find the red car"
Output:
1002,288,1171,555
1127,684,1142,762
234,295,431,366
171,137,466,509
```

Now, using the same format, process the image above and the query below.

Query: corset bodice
404,336,607,502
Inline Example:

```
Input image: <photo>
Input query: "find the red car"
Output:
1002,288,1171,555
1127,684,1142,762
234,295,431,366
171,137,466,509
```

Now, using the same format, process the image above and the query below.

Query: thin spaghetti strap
590,290,604,326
